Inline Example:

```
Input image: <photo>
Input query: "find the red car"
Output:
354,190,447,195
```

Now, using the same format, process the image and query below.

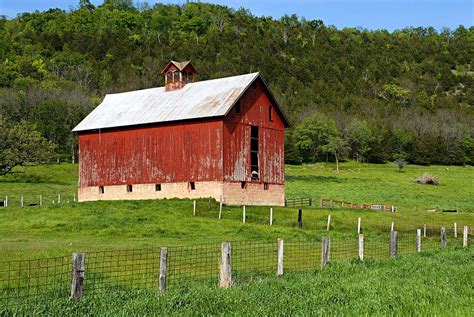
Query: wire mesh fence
0,227,471,307
1,193,77,208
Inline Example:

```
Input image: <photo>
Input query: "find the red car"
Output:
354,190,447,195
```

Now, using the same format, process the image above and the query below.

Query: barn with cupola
73,61,290,206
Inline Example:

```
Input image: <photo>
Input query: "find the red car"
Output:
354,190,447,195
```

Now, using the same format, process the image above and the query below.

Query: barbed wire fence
0,224,471,308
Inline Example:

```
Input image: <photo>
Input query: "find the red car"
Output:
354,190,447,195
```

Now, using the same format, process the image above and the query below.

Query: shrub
416,173,439,185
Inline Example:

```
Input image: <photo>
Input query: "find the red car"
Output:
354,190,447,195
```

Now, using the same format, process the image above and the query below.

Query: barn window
264,183,269,190
99,186,104,194
127,184,133,193
155,184,161,191
190,182,196,190
269,106,273,121
241,181,247,189
250,126,259,181
235,100,241,114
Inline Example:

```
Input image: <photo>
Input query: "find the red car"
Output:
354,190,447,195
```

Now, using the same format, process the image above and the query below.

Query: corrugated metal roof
72,72,260,132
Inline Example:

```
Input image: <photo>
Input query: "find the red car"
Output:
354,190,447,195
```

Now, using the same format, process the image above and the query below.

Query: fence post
297,209,302,228
39,195,42,206
277,238,284,276
321,236,330,266
454,223,457,238
70,252,85,299
463,226,468,247
416,229,421,252
319,198,323,208
193,200,196,216
220,242,232,288
270,208,273,226
309,197,312,206
390,231,398,257
326,215,331,231
20,195,24,207
423,224,427,237
4,196,7,208
74,193,76,203
440,226,447,248
218,196,223,220
358,233,364,261
242,206,246,223
357,217,361,234
159,247,168,293
329,200,333,208
390,222,394,232
58,194,61,204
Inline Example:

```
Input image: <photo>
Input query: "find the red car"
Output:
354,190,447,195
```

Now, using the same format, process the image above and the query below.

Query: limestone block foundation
78,181,285,206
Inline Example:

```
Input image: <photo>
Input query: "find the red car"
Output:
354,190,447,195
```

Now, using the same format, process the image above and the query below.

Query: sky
0,0,473,31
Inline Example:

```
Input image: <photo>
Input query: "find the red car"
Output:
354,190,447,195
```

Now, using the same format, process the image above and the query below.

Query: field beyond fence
0,222,471,308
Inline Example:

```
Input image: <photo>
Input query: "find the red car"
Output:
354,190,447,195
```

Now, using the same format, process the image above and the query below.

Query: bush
416,173,439,185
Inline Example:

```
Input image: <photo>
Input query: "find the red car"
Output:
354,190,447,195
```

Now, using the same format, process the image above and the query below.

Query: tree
294,115,338,162
0,122,56,175
345,120,374,162
319,136,350,172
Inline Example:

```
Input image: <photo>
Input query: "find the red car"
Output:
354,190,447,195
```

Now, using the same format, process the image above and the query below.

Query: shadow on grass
0,173,71,185
285,175,346,183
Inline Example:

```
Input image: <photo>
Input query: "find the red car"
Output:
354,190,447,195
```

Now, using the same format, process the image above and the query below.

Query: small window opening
241,181,247,189
235,100,241,114
155,184,161,191
99,186,104,194
127,184,133,193
269,105,273,121
190,182,196,190
250,126,259,181
264,183,269,190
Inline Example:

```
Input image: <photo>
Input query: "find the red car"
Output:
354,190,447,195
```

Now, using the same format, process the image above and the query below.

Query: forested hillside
1,0,473,167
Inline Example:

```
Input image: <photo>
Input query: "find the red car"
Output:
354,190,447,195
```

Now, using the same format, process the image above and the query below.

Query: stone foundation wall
78,181,285,206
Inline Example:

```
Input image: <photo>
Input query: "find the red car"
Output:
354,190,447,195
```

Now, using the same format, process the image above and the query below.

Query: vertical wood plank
277,238,284,276
220,242,232,288
358,234,364,261
416,229,421,252
321,236,330,266
390,231,398,257
159,247,168,293
70,252,85,299
440,226,447,248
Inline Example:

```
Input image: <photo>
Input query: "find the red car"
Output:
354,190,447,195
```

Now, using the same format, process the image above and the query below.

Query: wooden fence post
193,200,196,216
463,226,468,247
357,217,361,234
329,200,333,208
39,195,42,206
269,208,273,226
218,196,223,220
297,209,302,229
321,236,330,266
319,198,323,208
242,206,246,223
358,233,364,261
423,224,427,237
4,196,7,207
390,222,394,232
20,195,24,207
159,247,168,293
326,215,331,231
440,226,447,248
277,238,284,276
58,194,61,204
454,223,457,238
74,193,76,202
416,229,421,252
390,231,398,257
220,242,232,288
70,252,85,299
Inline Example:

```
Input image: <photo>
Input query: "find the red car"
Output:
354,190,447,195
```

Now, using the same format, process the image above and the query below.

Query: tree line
0,0,473,174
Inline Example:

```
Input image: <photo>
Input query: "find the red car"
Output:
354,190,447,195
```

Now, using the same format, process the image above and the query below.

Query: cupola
161,60,197,92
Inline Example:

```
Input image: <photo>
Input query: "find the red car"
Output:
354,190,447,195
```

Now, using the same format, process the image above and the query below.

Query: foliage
0,122,56,175
416,173,440,185
0,1,473,165
394,158,408,172
318,135,350,172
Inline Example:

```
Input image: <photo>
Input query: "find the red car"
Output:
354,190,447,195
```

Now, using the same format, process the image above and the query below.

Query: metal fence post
159,247,168,293
440,226,447,248
70,252,85,299
277,238,284,276
321,236,330,266
416,229,421,252
297,209,302,228
220,242,232,288
390,231,398,257
358,234,364,261
269,208,273,226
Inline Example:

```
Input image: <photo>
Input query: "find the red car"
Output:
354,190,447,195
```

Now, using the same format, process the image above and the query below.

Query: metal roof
73,72,260,132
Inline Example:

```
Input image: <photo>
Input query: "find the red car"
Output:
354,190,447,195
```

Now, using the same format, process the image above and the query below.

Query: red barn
73,61,290,206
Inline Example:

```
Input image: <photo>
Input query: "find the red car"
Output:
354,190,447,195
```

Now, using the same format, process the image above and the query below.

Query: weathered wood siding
78,120,223,187
223,78,285,184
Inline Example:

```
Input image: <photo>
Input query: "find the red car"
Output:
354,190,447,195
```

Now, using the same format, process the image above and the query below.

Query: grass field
3,247,473,316
0,162,473,259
